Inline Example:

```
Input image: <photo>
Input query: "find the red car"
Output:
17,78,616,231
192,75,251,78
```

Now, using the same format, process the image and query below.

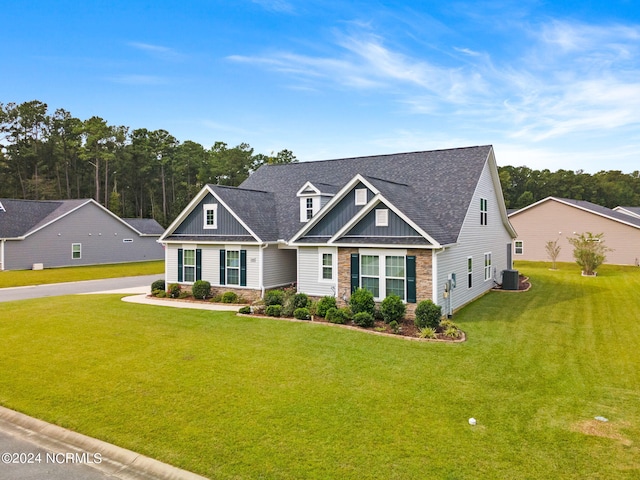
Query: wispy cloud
128,42,184,61
250,0,295,14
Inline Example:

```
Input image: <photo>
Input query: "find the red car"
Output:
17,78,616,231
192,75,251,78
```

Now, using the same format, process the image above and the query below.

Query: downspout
1,239,4,271
259,243,268,298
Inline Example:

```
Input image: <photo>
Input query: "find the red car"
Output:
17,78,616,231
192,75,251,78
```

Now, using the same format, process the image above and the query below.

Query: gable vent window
375,209,389,227
203,204,218,229
355,188,367,206
480,198,488,225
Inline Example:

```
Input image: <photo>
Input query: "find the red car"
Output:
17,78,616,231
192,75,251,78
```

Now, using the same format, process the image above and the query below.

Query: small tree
567,232,612,276
545,239,561,270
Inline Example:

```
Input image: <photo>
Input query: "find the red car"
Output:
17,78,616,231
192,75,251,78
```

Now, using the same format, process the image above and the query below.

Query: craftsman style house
159,146,517,314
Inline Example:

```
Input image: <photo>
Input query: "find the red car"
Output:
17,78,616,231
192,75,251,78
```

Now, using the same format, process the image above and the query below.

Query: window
203,204,218,229
321,252,333,280
183,249,196,282
226,250,240,285
514,241,523,255
355,188,367,206
484,253,492,281
123,238,134,243
480,198,488,225
375,209,389,227
360,255,380,298
72,243,81,260
306,198,314,220
385,256,405,300
467,256,473,288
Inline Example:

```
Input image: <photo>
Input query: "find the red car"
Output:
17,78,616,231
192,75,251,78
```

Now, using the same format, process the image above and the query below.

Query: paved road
0,275,162,302
0,429,112,480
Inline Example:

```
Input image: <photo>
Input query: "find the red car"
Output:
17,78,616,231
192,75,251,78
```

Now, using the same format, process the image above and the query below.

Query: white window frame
384,255,406,301
203,203,218,230
355,188,367,206
226,249,240,285
484,252,492,281
359,249,407,301
375,208,389,227
72,243,82,260
467,256,473,288
306,198,314,220
299,196,319,222
480,198,488,225
360,254,380,299
514,241,524,255
318,249,335,282
183,248,196,283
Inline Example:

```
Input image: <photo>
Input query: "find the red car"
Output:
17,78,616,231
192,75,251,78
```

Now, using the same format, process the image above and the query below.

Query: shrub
168,283,181,299
353,311,375,328
418,327,437,339
264,290,285,306
238,306,251,314
389,320,401,334
151,279,165,292
221,291,239,303
439,319,462,339
349,288,375,316
152,289,166,298
293,293,310,309
265,305,282,317
568,232,612,275
293,307,311,320
380,295,406,323
316,296,337,317
326,307,350,324
414,300,442,329
192,280,211,300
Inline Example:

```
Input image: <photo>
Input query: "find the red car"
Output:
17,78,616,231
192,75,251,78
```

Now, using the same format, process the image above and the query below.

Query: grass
0,260,164,288
0,261,639,479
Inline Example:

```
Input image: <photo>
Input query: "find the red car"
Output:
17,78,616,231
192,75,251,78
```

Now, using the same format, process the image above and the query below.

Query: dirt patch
571,419,633,446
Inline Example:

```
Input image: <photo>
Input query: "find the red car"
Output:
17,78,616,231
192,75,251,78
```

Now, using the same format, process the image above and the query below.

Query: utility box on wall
502,269,519,290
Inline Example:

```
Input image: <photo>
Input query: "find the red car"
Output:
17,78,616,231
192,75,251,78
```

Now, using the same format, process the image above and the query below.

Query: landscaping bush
439,319,462,339
389,320,401,334
168,283,181,299
353,311,375,328
152,289,166,298
264,290,285,306
151,279,165,292
326,307,350,324
293,293,310,309
418,327,437,339
265,305,282,317
316,296,337,317
192,280,211,300
221,291,239,303
349,288,375,315
238,306,251,314
414,300,442,329
293,307,311,320
380,294,405,323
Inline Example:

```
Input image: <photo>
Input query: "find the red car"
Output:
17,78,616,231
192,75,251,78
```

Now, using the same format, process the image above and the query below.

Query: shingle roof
121,218,165,235
0,198,88,238
239,146,493,244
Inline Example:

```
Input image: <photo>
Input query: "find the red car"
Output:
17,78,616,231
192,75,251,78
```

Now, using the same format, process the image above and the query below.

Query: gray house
160,145,517,314
0,198,165,270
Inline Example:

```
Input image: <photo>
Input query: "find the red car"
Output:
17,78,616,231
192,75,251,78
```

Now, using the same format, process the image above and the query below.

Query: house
159,145,517,314
508,197,640,266
613,206,640,220
0,198,165,271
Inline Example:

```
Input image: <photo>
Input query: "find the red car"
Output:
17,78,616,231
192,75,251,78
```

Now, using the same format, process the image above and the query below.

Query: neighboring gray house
613,206,640,219
0,198,165,270
160,145,517,314
509,197,640,266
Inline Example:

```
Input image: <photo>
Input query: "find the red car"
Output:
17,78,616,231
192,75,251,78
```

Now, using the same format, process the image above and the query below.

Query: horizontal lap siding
263,245,296,288
297,246,337,297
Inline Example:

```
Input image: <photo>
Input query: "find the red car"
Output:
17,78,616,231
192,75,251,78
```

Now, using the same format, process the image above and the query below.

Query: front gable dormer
296,182,336,222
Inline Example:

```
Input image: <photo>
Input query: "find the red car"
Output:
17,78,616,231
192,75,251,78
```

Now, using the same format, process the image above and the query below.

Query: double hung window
480,198,488,225
183,249,196,282
226,250,240,285
360,253,406,300
484,253,492,281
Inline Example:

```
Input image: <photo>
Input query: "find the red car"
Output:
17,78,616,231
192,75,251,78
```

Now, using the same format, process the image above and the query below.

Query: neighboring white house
159,145,517,315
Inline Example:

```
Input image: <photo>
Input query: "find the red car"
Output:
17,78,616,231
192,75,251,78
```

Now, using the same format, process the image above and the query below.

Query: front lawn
0,261,638,479
0,260,164,288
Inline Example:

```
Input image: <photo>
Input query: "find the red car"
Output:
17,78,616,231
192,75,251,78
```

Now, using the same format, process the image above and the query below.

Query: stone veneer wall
336,247,433,318
179,284,262,303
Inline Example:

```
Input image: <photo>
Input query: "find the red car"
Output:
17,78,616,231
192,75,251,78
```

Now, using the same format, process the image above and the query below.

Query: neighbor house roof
121,218,165,236
613,206,640,219
239,145,502,245
0,198,89,239
509,197,640,230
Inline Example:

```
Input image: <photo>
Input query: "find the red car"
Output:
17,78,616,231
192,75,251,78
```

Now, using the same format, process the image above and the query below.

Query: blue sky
3,0,640,172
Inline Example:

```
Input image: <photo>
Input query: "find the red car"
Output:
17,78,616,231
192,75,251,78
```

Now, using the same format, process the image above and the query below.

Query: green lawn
0,260,164,288
0,261,639,479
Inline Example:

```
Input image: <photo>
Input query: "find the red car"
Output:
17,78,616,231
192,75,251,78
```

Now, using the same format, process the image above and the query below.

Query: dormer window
306,198,314,220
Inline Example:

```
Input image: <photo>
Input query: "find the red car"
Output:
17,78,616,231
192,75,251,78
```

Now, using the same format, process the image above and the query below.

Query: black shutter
177,248,183,282
406,255,416,303
240,250,247,287
350,253,359,293
219,250,226,285
196,249,202,281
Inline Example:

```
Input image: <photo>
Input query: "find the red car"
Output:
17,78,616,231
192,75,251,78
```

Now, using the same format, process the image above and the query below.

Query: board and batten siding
173,193,252,237
262,245,297,288
306,184,370,237
297,246,337,297
5,202,163,270
435,160,514,311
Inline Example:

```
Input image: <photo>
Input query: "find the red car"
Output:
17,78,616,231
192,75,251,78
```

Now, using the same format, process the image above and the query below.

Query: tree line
2,100,639,226
0,100,297,226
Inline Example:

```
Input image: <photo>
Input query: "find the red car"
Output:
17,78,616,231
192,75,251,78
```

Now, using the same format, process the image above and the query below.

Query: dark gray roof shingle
122,218,165,235
0,199,88,238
